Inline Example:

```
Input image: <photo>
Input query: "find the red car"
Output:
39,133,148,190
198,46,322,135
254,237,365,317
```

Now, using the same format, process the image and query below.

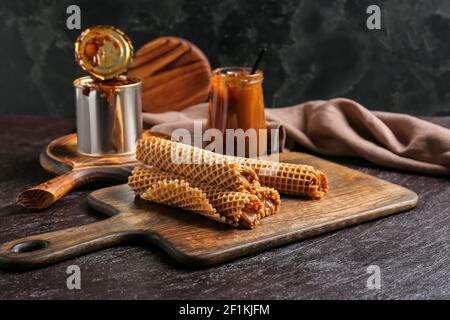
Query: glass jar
207,67,267,157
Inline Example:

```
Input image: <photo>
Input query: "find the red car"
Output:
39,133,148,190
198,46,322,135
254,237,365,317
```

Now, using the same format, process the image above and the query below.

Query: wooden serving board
128,37,211,113
1,152,417,270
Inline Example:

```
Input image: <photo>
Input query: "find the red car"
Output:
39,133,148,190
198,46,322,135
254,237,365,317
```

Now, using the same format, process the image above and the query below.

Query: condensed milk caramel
207,67,267,157
75,25,134,80
74,25,142,156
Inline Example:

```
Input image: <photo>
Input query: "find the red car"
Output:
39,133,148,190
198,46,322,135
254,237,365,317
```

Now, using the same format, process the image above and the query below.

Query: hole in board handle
11,240,49,253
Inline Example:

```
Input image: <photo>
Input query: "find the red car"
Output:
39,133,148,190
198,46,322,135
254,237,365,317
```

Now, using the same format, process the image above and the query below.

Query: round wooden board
128,37,211,113
17,130,169,209
41,133,140,175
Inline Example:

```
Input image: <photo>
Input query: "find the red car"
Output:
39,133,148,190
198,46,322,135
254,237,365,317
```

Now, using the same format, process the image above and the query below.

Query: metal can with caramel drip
74,25,142,156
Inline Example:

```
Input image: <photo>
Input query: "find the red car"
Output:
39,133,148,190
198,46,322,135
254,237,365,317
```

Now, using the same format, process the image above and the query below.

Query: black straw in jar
250,48,267,74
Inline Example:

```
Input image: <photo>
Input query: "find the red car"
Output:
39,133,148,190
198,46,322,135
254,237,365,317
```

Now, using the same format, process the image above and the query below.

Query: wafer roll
236,158,328,199
137,136,328,198
136,136,259,192
128,166,265,228
255,186,281,217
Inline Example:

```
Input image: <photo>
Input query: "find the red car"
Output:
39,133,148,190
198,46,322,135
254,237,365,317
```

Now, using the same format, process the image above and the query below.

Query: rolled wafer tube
235,158,328,199
255,186,281,217
128,166,266,228
137,136,328,198
136,136,259,193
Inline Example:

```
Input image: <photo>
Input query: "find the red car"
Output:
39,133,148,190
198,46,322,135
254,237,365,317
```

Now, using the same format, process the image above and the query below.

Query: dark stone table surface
0,115,449,300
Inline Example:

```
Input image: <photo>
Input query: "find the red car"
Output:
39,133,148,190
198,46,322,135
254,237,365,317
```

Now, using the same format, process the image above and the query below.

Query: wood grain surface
0,151,417,270
128,37,211,113
0,116,449,299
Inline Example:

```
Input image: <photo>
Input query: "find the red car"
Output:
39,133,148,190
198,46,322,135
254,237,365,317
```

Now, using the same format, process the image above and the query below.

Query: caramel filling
81,76,138,97
239,199,261,228
83,34,113,67
264,198,276,216
240,211,258,229
239,168,257,186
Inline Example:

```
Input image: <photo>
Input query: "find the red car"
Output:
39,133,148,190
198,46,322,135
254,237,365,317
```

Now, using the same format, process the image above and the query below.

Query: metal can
74,76,142,156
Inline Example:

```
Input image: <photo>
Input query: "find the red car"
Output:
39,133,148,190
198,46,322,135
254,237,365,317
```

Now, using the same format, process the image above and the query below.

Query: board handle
16,168,131,209
0,215,132,271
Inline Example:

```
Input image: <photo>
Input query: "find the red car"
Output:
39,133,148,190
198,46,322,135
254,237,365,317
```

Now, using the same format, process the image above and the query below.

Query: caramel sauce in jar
207,67,267,157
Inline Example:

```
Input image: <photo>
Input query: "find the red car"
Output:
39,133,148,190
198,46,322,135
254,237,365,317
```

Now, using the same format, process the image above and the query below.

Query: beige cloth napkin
143,98,450,175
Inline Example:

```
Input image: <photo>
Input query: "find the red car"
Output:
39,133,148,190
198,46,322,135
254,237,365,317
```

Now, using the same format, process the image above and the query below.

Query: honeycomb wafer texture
128,167,216,217
236,158,328,199
255,186,281,217
137,136,328,198
136,137,259,193
128,166,266,228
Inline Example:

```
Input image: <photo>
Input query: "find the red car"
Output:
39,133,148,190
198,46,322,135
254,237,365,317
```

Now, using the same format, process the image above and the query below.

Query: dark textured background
1,0,450,116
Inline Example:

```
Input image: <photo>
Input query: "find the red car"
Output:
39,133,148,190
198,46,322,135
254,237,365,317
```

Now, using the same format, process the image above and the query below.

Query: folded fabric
143,98,450,175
